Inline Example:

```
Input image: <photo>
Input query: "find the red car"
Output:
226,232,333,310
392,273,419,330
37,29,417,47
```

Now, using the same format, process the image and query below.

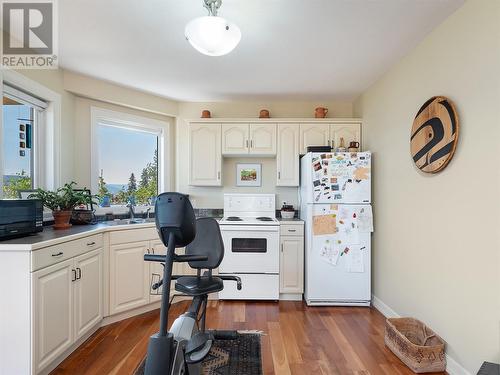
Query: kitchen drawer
109,227,158,245
218,273,279,300
31,234,103,272
280,224,304,236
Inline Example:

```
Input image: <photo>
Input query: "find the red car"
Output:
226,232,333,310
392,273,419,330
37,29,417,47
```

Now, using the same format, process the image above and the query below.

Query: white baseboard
371,294,472,375
280,293,303,301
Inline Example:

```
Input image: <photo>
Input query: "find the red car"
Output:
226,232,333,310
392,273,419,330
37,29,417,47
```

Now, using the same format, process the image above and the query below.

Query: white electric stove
218,194,280,300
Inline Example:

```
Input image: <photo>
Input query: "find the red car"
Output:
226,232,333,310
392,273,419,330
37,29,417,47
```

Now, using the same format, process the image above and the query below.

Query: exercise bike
143,192,241,375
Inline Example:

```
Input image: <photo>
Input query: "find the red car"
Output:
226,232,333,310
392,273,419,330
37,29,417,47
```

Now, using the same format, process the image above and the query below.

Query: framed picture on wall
236,163,261,187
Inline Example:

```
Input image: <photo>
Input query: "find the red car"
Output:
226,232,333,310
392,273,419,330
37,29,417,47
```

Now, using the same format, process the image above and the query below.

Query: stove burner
256,217,273,221
226,216,243,221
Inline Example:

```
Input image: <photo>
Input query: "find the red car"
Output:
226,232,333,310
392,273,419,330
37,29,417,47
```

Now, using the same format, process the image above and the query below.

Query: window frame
0,71,61,198
90,106,171,211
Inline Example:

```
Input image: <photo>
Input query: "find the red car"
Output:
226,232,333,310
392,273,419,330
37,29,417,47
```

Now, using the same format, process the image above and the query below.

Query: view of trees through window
97,124,159,206
2,97,34,198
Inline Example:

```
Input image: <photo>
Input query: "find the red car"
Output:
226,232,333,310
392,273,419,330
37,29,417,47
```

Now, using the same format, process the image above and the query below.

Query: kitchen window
91,107,170,209
1,84,48,198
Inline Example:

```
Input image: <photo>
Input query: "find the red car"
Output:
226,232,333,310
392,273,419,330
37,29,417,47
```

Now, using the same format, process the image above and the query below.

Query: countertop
277,218,304,223
0,216,304,251
0,221,156,251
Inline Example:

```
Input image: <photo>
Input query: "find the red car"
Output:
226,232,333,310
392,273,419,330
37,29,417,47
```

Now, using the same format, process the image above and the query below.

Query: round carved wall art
410,96,459,173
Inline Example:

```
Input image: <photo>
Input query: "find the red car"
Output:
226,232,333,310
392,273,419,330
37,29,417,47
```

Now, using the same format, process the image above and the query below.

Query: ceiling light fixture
185,0,241,57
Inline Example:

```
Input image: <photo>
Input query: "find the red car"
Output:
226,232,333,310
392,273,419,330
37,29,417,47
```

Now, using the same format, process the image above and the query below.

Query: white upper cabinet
276,124,299,186
189,120,361,186
222,123,249,155
330,123,361,150
299,123,330,154
249,124,276,155
189,123,222,186
221,123,276,156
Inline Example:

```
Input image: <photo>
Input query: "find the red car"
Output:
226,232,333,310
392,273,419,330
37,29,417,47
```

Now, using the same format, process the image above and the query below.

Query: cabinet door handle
246,140,249,148
278,171,281,179
72,269,77,282
250,140,253,148
288,229,296,232
217,171,221,180
51,251,63,257
281,243,284,252
76,267,82,280
86,241,96,246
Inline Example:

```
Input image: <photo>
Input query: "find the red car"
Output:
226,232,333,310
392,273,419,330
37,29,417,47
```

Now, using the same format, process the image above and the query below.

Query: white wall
176,101,354,208
354,0,500,373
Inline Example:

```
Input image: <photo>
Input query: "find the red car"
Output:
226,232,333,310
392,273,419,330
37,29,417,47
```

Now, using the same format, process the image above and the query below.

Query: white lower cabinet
74,249,103,340
280,224,304,295
108,229,173,314
32,259,74,373
149,240,167,303
109,241,150,315
32,247,103,374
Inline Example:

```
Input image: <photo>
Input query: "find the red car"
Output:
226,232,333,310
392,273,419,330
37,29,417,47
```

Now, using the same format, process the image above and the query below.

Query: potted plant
30,182,97,230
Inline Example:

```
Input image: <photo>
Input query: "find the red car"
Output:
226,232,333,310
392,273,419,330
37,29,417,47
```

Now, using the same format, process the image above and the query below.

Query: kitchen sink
104,218,155,226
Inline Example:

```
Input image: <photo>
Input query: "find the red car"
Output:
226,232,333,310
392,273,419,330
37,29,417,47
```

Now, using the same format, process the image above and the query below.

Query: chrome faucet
146,207,152,220
127,202,135,219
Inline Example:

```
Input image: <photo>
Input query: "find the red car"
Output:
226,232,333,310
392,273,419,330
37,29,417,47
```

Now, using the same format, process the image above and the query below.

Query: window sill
94,205,154,216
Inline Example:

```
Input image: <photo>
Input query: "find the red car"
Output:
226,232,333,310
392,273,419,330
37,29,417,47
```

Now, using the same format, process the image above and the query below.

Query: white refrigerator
300,152,373,306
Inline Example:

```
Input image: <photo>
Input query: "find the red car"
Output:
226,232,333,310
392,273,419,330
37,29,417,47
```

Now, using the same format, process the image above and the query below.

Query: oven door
219,225,279,274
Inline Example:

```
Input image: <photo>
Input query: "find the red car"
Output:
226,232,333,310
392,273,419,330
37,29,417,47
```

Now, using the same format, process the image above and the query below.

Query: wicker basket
385,318,446,373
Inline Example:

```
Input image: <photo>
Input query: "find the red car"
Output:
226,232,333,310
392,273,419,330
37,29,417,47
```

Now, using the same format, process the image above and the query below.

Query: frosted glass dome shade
185,16,241,56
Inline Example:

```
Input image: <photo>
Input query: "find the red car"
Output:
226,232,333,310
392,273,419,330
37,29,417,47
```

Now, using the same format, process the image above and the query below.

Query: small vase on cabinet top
314,107,328,118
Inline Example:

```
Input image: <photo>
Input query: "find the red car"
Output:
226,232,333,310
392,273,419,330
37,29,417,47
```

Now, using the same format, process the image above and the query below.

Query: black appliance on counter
0,199,43,240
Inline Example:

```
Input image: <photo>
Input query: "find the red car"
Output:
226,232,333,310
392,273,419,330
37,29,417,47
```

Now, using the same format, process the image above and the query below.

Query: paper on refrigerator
312,214,337,235
337,206,360,245
357,206,373,232
346,245,364,273
320,239,341,266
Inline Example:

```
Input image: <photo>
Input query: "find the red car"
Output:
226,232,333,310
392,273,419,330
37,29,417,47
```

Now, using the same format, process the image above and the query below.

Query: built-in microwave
0,199,44,240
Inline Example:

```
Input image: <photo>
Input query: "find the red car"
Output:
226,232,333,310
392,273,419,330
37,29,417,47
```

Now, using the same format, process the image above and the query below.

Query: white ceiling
59,0,464,102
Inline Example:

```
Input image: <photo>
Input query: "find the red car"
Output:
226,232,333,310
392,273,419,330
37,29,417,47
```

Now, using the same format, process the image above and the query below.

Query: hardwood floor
51,301,446,375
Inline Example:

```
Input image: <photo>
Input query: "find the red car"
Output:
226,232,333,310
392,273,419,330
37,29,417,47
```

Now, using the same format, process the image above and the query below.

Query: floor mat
134,333,262,375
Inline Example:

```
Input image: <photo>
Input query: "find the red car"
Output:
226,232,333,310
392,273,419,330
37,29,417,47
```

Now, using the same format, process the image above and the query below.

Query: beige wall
14,70,177,189
176,101,354,208
63,71,179,117
16,69,76,184
353,0,500,372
